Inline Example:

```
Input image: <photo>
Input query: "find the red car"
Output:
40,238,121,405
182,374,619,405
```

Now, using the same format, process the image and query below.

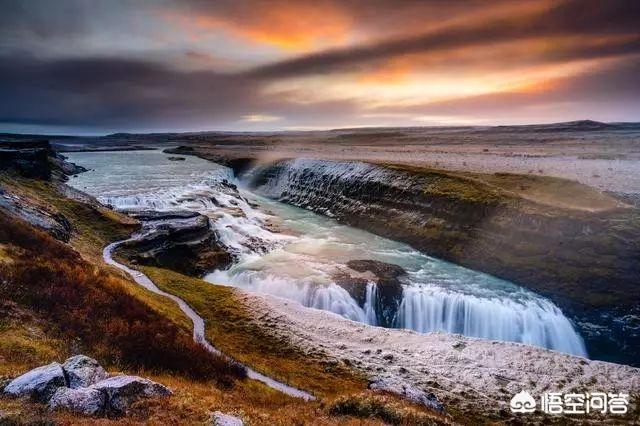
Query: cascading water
67,150,588,357
395,287,585,355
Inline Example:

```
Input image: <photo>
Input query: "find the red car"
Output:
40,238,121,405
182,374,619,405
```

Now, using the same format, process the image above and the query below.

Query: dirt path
103,239,316,401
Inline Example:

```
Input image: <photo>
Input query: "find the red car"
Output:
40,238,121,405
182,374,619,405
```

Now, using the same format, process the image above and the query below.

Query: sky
1,0,639,135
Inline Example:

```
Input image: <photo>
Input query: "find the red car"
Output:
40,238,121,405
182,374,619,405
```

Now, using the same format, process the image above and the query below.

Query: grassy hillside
0,210,244,383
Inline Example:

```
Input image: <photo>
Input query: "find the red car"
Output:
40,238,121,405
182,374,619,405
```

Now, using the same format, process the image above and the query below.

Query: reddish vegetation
0,211,246,385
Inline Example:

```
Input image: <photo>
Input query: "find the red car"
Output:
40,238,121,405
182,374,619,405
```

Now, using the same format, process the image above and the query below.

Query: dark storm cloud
0,56,253,127
0,55,360,130
248,0,640,78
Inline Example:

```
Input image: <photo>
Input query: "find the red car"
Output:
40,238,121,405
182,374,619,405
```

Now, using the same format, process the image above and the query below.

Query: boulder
90,375,172,414
210,411,244,426
49,387,106,416
62,355,108,388
345,259,406,326
369,378,444,414
3,362,67,402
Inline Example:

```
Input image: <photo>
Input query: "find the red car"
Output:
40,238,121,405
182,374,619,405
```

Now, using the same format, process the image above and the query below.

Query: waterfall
395,286,587,356
363,282,378,326
306,285,366,323
246,158,412,214
68,151,589,358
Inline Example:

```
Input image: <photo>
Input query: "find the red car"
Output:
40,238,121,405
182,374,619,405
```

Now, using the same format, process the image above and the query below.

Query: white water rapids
67,150,588,357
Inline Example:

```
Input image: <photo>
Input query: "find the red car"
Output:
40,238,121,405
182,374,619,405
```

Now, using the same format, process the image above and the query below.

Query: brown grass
0,211,245,384
141,266,367,399
0,302,68,378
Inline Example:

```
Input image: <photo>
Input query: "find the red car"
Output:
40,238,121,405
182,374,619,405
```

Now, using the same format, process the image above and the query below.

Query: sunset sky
1,0,639,134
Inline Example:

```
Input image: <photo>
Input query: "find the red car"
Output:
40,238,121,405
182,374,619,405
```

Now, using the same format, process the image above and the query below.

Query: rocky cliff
0,140,86,180
244,158,640,366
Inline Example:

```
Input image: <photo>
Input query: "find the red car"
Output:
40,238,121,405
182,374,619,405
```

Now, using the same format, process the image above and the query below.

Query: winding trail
103,239,315,401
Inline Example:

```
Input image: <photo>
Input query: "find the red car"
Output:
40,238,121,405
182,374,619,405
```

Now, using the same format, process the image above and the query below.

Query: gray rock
62,355,108,388
3,362,67,402
117,213,232,276
0,192,72,242
369,378,444,413
49,387,106,416
210,411,244,426
90,375,172,414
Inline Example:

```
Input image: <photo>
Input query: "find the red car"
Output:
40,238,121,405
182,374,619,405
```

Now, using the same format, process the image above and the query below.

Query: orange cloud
165,2,353,52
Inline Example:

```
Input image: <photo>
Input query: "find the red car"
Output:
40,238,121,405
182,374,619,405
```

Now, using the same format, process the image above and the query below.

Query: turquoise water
67,149,587,356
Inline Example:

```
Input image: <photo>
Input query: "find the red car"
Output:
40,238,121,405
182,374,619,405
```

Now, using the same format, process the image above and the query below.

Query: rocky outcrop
333,259,406,326
0,140,86,180
0,190,72,241
246,158,640,366
63,355,108,389
163,146,254,176
3,362,66,402
347,260,405,327
0,140,53,179
116,211,232,276
2,355,172,417
49,154,88,176
332,272,369,306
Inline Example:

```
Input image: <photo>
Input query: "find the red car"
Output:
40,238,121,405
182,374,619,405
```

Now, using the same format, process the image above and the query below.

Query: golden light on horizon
264,57,602,111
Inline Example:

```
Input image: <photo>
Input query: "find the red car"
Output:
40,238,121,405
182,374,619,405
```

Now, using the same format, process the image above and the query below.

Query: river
67,149,587,357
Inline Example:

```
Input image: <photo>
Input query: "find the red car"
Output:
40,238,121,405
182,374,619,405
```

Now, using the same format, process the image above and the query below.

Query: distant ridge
102,120,640,137
495,120,640,132
2,120,640,141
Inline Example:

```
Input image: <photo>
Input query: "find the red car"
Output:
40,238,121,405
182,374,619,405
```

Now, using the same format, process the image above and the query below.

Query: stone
48,387,106,416
210,411,244,426
346,259,406,326
90,375,172,414
62,355,108,388
0,192,72,242
369,378,444,413
3,362,67,402
117,213,232,276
